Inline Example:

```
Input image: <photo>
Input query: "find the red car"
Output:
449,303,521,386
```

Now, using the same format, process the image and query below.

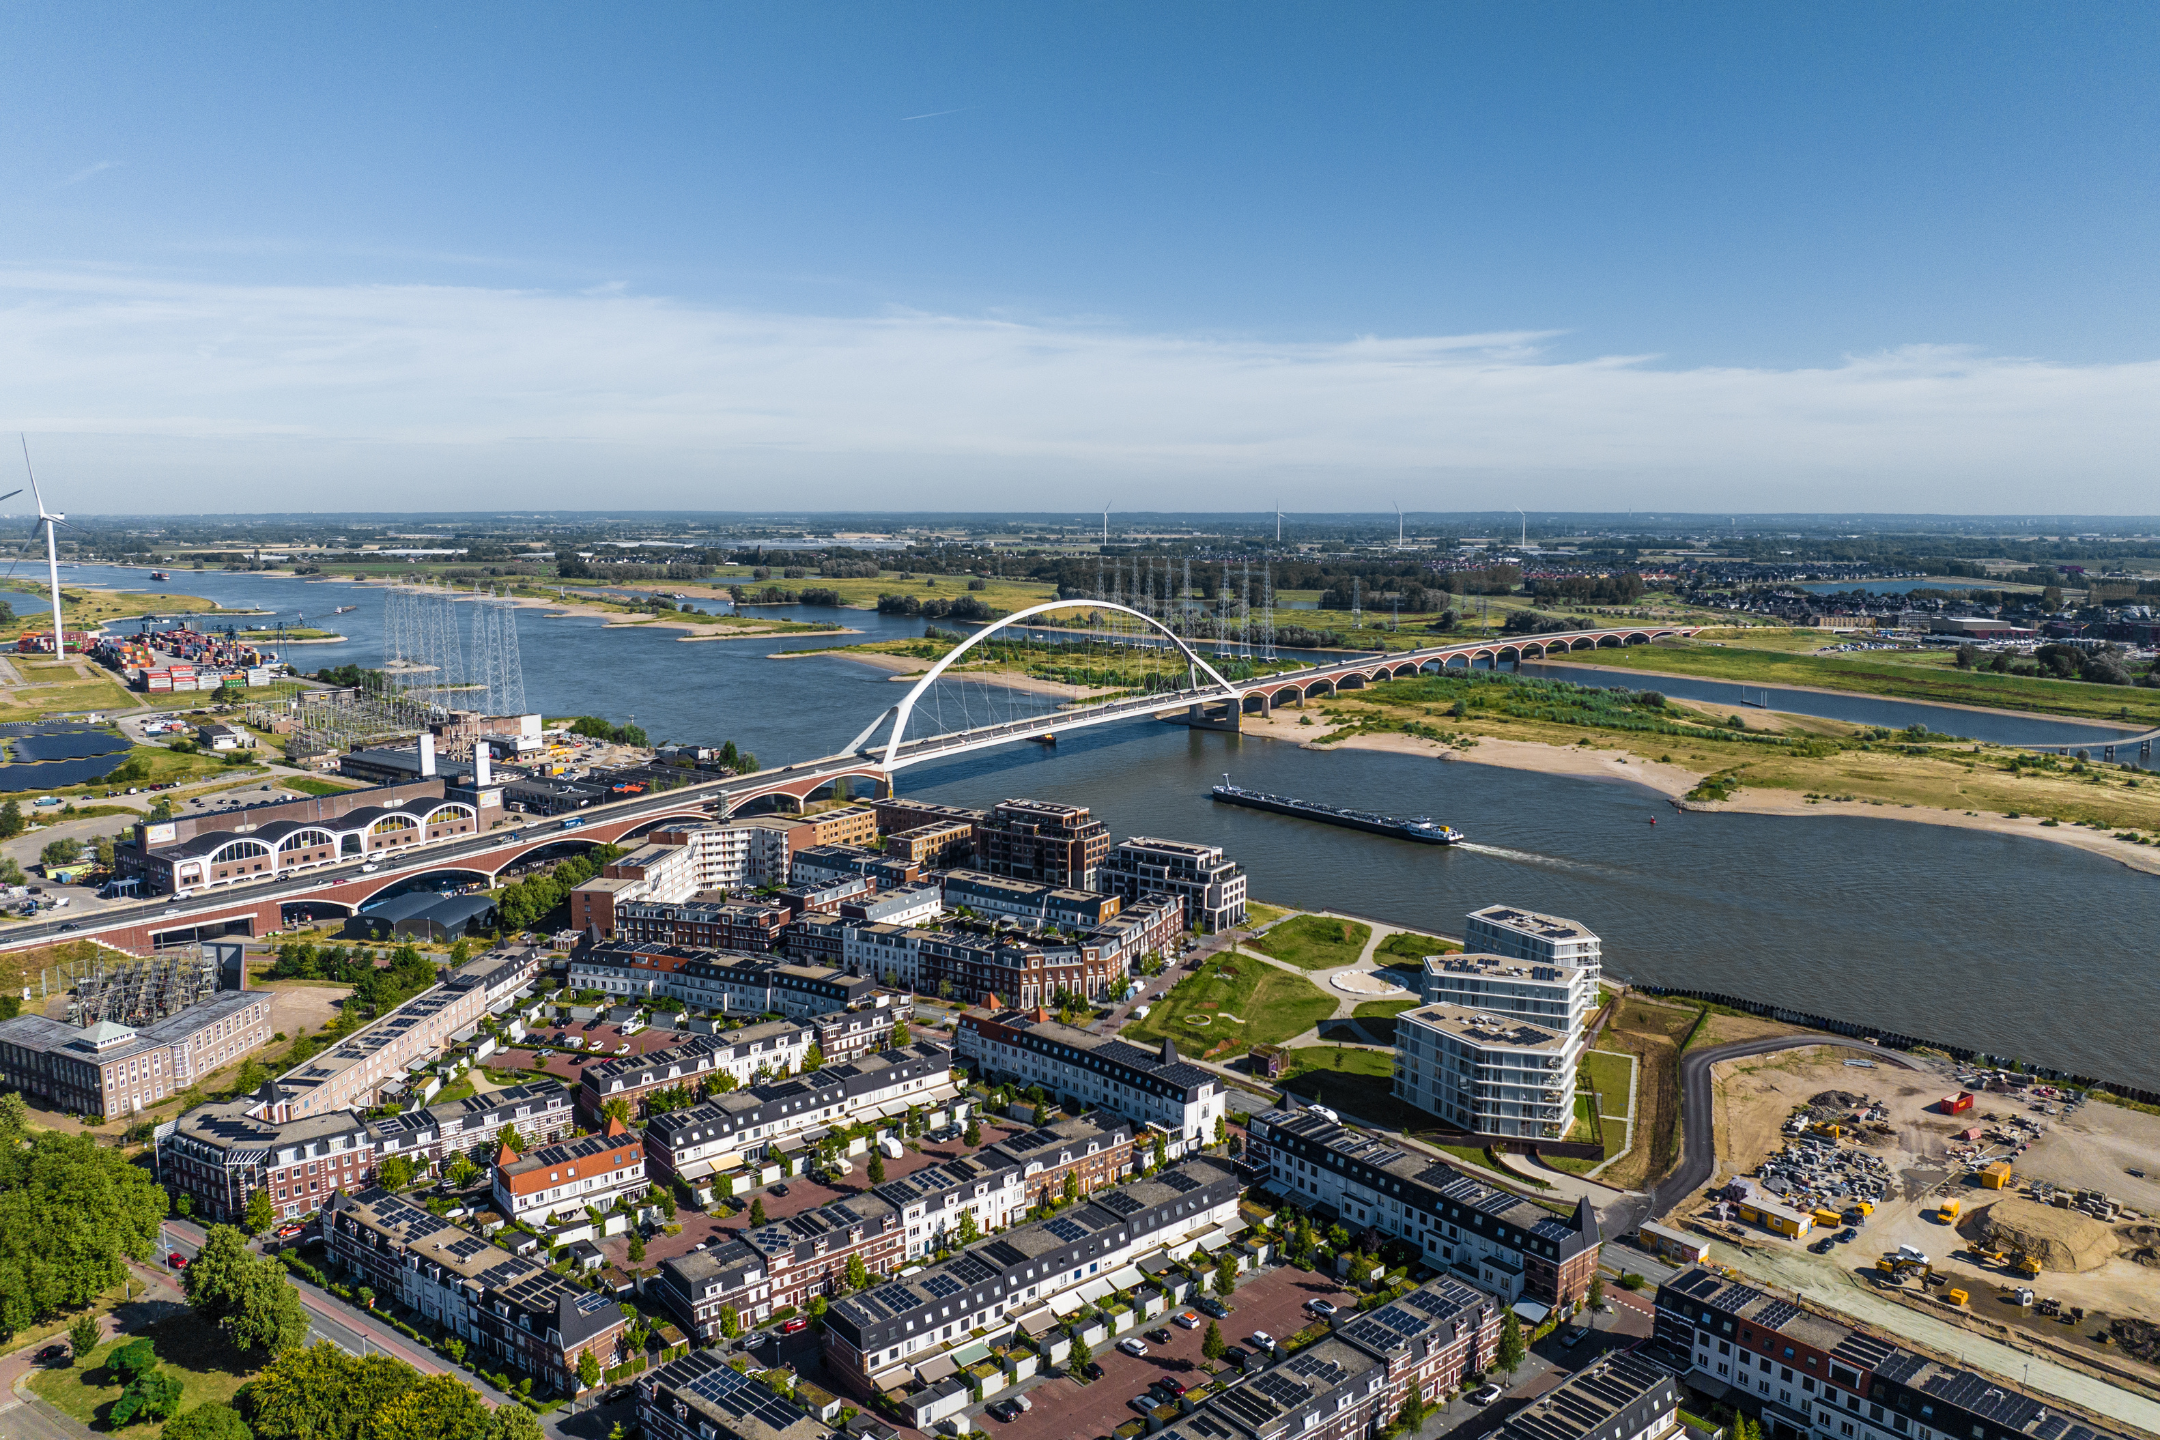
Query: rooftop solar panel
1045,1218,1088,1242
1158,1170,1201,1193
445,1235,490,1259
922,1275,963,1298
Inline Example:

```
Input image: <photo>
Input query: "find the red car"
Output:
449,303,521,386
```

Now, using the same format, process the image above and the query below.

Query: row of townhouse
1245,1103,1601,1308
326,1187,630,1398
636,1348,830,1440
575,1021,816,1120
566,943,902,1021
1151,1277,1507,1440
956,1006,1227,1153
493,1118,647,1224
868,1111,1137,1259
844,893,1184,1006
657,1189,907,1341
0,987,274,1122
821,1156,1244,1393
160,1077,574,1224
640,1043,959,1185
1654,1266,2132,1440
272,948,544,1119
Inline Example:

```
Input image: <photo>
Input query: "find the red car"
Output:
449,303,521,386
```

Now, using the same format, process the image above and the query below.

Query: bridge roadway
2,624,1686,956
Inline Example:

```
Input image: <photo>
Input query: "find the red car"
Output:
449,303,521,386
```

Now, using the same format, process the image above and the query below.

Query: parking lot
486,1019,688,1083
978,1263,1356,1440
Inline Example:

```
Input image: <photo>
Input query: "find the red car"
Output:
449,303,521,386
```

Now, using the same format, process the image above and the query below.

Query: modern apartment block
328,1188,629,1398
492,1120,647,1224
885,818,976,868
1493,1354,1680,1440
640,1043,957,1183
0,987,273,1121
1463,905,1602,978
821,1157,1241,1393
1393,1004,1577,1139
1246,1103,1601,1307
870,797,984,844
1101,836,1246,933
941,869,1122,928
568,943,887,1018
1653,1266,2133,1440
1417,953,1594,1038
974,798,1111,889
956,1007,1226,1151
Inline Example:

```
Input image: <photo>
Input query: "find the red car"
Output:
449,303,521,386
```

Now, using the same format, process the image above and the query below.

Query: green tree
601,1096,633,1127
963,1115,981,1147
0,1120,166,1341
245,1187,277,1234
627,1230,646,1262
378,1156,415,1190
1151,1133,1168,1171
801,1044,824,1073
1393,1390,1430,1434
446,1154,478,1189
487,1404,545,1440
719,1305,740,1339
1202,1320,1226,1361
1061,1170,1079,1206
40,837,83,868
867,1150,886,1184
1066,1333,1091,1370
67,1312,100,1360
1495,1311,1526,1380
112,1338,160,1384
226,1264,311,1354
164,1402,254,1440
1587,1274,1605,1311
248,1343,417,1440
0,799,22,838
369,1373,495,1440
184,1225,258,1322
113,1368,184,1426
956,1210,979,1245
749,1197,767,1227
576,1348,602,1391
889,1022,910,1048
845,1254,870,1292
1212,1116,1226,1148
1213,1255,1238,1299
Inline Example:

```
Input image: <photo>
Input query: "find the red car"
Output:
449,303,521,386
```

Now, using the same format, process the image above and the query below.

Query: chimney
419,732,436,778
475,738,492,788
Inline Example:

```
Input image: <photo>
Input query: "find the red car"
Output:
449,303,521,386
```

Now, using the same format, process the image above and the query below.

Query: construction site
1679,1042,2160,1390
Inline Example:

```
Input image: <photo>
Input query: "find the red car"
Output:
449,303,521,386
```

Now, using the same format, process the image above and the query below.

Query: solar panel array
1096,1191,1143,1217
1753,1300,1801,1332
948,1254,999,1286
446,1235,491,1259
1044,1217,1088,1242
1286,1353,1347,1386
921,1275,963,1298
1157,1170,1202,1193
682,1354,812,1433
11,729,130,760
0,755,130,789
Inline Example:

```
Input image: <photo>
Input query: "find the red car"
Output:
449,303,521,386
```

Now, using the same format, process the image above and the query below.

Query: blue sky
3,3,2156,513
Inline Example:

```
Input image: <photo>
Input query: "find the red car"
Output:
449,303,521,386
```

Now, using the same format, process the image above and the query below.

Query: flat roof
1424,952,1587,982
1400,1003,1568,1052
1466,905,1599,942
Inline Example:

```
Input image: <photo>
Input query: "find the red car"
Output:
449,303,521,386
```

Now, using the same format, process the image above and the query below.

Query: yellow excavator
1876,1255,1931,1284
2010,1251,2042,1278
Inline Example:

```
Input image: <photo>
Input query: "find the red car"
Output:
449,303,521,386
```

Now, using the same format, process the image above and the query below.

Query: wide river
65,566,2160,1088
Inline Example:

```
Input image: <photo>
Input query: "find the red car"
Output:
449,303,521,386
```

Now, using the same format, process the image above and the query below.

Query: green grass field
1243,901,1294,930
1542,638,2160,726
1376,931,1458,962
1252,915,1371,971
31,1323,261,1433
1118,958,1336,1058
1576,1049,1635,1110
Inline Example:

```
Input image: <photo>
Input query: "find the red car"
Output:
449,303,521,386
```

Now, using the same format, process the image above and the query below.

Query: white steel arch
876,599,1243,770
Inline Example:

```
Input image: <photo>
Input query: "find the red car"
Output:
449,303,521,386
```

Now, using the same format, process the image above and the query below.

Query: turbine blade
18,436,44,517
0,488,19,505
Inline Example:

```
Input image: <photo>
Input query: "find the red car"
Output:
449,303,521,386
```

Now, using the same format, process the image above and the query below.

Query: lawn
283,776,362,797
1576,1049,1636,1112
1252,915,1372,972
1277,1052,1435,1133
1376,931,1458,962
1244,900,1295,930
1540,637,2160,726
32,1320,261,1433
1584,996,1700,1190
1347,998,1418,1046
1118,958,1336,1059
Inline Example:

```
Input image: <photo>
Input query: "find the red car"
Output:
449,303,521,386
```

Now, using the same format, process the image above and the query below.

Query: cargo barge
1210,777,1463,844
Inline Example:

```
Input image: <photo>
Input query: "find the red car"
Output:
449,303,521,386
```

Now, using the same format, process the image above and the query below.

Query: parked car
779,1317,809,1334
603,1386,635,1405
987,1401,1024,1423
1116,1337,1149,1357
1128,1397,1159,1416
275,1223,305,1239
770,1184,790,1197
1470,1385,1503,1406
615,1043,630,1055
1222,1346,1250,1371
1836,1227,1858,1243
1302,1299,1337,1318
1173,1310,1203,1330
34,1343,69,1363
1081,1361,1106,1381
1196,1297,1229,1318
1144,1327,1172,1345
1152,1377,1190,1397
1560,1326,1589,1348
1248,1330,1277,1353
168,1250,188,1268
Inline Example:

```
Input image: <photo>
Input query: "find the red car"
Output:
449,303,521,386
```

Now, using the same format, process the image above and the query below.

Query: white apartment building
955,1009,1225,1153
1394,1003,1576,1139
1463,905,1602,978
845,922,925,989
1419,953,1594,1040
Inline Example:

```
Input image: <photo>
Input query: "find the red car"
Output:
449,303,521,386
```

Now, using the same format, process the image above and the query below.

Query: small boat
332,604,358,614
150,571,170,582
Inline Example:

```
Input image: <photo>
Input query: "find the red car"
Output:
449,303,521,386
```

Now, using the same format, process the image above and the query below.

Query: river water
60,565,2160,1087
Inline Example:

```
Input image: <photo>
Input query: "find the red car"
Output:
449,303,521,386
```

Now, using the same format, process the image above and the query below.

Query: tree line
492,845,623,931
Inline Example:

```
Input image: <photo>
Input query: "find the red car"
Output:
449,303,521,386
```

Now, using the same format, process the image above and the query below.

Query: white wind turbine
8,438,65,658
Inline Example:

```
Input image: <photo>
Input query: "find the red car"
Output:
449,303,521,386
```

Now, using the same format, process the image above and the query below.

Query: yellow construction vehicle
1936,1198,1962,1223
1810,1122,1843,1141
1875,1256,1929,1284
2013,1253,2042,1278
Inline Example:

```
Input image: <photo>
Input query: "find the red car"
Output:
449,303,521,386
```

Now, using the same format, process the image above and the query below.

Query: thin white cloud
0,266,2153,513
56,160,122,188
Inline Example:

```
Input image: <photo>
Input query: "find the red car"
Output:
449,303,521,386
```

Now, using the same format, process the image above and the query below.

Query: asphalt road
1638,1034,1923,1223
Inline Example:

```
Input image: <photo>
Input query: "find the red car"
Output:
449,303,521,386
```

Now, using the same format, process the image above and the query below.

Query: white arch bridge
847,601,1703,772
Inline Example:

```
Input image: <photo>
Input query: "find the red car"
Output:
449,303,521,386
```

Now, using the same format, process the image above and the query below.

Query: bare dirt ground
2016,1098,2160,1216
1593,994,1697,1190
1697,1011,1815,1047
251,979,351,1038
1703,1045,1949,1177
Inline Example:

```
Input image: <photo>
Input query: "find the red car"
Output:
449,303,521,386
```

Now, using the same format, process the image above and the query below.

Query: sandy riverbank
484,591,855,641
1239,708,2160,878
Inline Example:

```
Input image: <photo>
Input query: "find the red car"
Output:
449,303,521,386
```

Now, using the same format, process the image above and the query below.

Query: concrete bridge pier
1183,699,1242,732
